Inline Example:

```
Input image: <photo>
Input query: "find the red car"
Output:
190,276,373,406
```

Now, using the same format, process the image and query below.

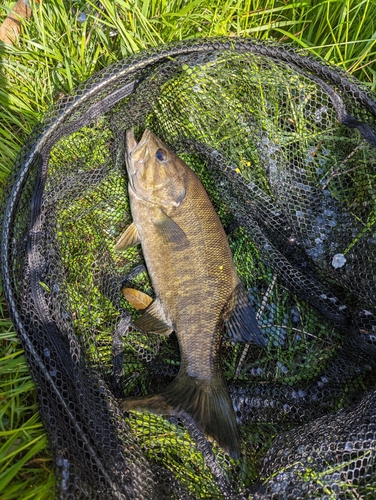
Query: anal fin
226,283,266,346
134,298,173,336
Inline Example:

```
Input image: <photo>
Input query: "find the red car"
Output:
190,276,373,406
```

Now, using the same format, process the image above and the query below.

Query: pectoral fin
152,209,189,249
226,284,266,346
122,287,153,311
134,298,173,336
115,222,140,252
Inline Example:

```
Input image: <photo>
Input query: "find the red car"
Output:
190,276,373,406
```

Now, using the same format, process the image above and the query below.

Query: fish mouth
125,128,151,171
125,128,153,195
125,129,147,194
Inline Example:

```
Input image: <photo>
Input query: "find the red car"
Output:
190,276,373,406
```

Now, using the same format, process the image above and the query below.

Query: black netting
2,38,376,499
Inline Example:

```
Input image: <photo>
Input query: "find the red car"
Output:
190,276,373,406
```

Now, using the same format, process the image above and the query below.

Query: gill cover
125,129,186,208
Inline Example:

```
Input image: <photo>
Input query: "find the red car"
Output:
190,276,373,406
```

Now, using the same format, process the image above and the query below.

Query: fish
116,128,265,458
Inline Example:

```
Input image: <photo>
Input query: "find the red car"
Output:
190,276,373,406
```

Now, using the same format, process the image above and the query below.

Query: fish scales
137,173,235,378
116,128,265,458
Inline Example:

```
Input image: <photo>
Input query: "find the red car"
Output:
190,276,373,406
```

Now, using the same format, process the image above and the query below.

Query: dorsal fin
226,284,266,346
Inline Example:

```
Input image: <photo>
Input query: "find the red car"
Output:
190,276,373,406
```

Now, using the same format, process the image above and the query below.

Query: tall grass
0,0,375,498
0,0,375,177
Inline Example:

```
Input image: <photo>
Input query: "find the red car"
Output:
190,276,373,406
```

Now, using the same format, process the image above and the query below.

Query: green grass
0,0,376,498
0,296,54,499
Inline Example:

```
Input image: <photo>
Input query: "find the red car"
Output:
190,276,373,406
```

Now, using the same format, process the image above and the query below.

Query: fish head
126,128,187,208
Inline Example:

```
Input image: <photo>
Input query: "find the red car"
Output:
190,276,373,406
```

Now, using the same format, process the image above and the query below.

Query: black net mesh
2,38,376,499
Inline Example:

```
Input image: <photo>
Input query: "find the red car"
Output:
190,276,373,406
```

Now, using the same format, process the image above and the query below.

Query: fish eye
155,149,166,162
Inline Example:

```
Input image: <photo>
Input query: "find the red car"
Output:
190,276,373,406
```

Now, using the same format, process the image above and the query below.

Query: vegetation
0,0,375,498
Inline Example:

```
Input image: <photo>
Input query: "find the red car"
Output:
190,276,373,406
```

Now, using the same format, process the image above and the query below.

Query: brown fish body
116,129,265,458
130,163,239,380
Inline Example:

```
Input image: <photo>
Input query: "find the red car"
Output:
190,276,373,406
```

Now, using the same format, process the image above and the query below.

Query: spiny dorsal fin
226,283,266,346
134,298,173,336
122,287,153,311
152,209,190,249
115,222,140,252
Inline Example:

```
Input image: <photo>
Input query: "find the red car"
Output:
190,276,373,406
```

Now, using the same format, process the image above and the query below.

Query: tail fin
120,374,241,459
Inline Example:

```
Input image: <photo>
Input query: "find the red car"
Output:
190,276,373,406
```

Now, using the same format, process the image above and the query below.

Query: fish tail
119,374,241,459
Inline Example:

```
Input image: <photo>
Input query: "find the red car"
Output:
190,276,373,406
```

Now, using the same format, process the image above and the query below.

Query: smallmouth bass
116,129,265,458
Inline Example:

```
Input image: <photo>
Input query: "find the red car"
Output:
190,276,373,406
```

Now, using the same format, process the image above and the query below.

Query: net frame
1,37,376,499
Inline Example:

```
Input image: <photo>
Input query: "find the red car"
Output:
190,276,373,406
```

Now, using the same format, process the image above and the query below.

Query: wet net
2,38,376,499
